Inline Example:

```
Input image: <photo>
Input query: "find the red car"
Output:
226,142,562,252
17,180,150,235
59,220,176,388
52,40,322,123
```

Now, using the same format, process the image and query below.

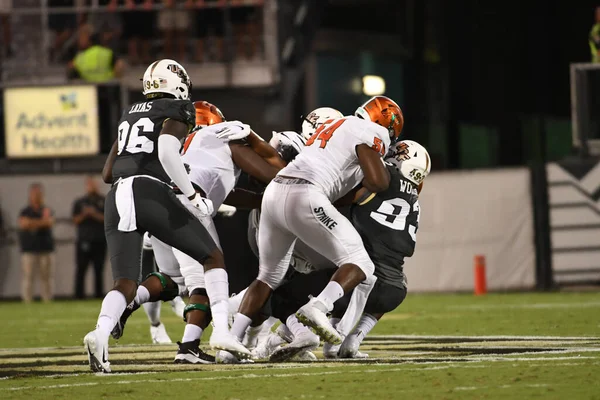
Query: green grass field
1,291,599,399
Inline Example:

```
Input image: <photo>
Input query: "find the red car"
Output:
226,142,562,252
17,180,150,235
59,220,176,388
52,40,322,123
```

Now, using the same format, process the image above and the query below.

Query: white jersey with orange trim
181,121,243,215
278,116,390,201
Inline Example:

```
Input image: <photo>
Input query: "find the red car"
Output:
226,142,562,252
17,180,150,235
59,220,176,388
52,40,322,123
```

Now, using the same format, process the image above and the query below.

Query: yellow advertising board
4,85,99,158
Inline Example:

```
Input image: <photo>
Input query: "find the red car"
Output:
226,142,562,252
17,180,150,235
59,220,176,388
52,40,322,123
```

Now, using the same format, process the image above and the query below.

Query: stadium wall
405,167,536,292
0,168,536,299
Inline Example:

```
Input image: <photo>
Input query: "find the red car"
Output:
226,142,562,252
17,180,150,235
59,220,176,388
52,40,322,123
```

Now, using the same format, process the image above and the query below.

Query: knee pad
183,303,211,323
145,272,179,302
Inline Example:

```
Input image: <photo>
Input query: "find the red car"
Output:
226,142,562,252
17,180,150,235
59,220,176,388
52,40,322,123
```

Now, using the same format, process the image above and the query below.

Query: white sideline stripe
363,334,600,341
2,366,448,391
454,383,550,391
1,335,598,354
449,301,600,310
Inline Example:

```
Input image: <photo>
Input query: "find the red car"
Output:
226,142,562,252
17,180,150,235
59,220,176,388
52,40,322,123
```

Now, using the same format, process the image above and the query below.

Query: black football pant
74,240,107,299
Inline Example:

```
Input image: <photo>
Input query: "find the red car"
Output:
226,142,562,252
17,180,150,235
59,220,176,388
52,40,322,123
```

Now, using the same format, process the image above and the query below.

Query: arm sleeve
158,134,196,198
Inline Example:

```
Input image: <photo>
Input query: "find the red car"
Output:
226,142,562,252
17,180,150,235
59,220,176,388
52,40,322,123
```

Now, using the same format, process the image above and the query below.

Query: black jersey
112,98,195,183
351,165,420,288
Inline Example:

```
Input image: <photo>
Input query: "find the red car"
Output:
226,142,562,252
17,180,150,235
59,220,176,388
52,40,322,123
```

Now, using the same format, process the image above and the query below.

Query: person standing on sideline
18,183,55,303
73,177,107,299
590,6,600,63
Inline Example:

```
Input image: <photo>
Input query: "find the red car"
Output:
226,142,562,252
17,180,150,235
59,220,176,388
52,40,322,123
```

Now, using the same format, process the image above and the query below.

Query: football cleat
111,301,140,340
293,350,318,361
174,340,215,364
150,323,172,344
84,330,111,373
252,332,286,360
269,330,320,362
323,342,341,359
170,296,186,319
210,329,253,360
339,332,370,359
215,350,254,364
296,298,343,345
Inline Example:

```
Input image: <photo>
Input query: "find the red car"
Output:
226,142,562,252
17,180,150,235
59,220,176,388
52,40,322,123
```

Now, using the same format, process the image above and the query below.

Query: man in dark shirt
72,177,106,299
18,183,55,303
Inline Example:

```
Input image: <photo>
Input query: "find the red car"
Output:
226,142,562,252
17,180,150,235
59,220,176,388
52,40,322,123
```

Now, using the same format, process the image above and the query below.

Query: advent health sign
4,85,99,158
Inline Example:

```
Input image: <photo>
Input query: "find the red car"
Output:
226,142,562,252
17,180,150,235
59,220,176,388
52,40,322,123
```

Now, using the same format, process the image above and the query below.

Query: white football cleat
215,350,254,364
323,342,341,359
83,330,111,373
338,333,369,359
269,330,320,362
210,330,253,360
293,350,318,361
252,332,286,360
170,296,186,319
150,323,172,344
296,298,342,345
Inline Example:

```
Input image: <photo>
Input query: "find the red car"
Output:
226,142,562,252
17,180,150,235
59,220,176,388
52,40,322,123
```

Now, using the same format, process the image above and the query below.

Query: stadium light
362,75,386,96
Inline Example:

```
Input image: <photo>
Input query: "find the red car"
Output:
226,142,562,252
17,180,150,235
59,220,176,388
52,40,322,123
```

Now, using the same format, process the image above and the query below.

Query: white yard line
2,334,597,355
449,301,600,310
454,383,550,391
0,365,471,391
363,334,600,341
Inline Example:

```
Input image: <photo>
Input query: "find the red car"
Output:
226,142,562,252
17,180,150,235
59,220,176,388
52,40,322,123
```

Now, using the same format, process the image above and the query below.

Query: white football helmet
301,107,344,140
269,130,306,162
386,140,431,185
142,59,192,100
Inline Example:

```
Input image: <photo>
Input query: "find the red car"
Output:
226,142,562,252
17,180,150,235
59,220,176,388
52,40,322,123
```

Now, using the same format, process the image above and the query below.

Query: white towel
115,175,166,232
336,275,378,337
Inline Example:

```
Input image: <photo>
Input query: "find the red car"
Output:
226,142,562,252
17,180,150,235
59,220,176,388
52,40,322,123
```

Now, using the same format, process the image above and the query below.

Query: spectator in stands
231,1,261,60
122,0,155,64
49,0,84,62
87,0,123,48
590,6,600,63
0,0,12,58
18,183,55,303
67,25,125,82
160,0,190,60
190,0,224,62
72,177,106,299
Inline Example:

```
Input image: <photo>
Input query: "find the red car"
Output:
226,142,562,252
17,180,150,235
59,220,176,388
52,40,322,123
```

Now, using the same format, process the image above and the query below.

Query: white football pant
257,180,374,289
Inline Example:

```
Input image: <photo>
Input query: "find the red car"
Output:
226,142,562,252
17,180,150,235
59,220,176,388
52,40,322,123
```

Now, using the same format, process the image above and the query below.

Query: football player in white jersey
229,96,405,346
110,101,287,363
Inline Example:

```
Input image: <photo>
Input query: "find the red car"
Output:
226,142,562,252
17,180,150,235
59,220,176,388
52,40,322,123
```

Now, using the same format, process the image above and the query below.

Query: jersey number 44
305,118,385,156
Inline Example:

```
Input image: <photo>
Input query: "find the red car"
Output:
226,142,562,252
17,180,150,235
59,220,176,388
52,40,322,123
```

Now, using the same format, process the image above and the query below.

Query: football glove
215,122,252,141
188,193,214,216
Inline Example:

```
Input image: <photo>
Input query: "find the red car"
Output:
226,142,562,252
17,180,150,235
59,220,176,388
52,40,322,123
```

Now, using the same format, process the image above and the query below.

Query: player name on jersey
129,102,153,114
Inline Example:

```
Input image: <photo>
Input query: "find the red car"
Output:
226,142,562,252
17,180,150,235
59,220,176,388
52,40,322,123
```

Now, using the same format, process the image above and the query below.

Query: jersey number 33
370,198,420,242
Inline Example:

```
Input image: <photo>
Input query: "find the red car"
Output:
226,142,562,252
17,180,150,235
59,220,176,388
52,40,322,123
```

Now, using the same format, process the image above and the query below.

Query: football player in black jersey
84,59,250,373
330,139,431,358
253,139,431,361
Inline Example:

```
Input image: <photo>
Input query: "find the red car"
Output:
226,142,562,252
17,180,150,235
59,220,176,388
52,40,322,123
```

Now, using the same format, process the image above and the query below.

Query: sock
349,313,378,342
230,313,252,341
142,301,161,326
329,317,341,329
96,290,127,338
204,268,230,332
316,281,344,311
286,314,312,339
243,324,263,349
182,324,203,343
135,285,151,305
